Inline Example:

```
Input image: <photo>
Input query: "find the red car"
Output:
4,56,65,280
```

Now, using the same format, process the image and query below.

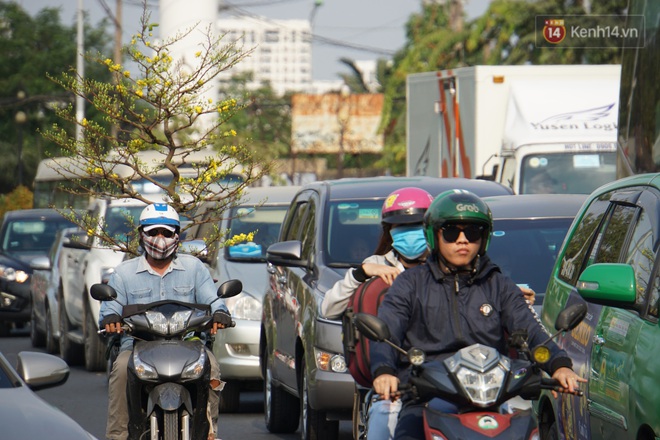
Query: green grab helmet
423,189,493,256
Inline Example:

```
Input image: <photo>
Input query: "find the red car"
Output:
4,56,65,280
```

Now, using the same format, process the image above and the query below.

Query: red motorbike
353,302,587,440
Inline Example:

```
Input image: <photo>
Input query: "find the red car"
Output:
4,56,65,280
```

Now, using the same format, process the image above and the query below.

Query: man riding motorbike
369,189,586,440
99,203,232,440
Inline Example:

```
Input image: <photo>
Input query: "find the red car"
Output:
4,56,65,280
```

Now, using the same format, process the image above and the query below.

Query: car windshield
225,205,289,261
521,151,616,195
488,218,573,295
1,217,77,257
325,200,383,267
105,206,147,241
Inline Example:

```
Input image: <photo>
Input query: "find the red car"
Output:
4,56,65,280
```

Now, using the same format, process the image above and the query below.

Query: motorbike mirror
217,279,243,299
90,283,117,302
354,313,390,342
555,302,588,332
354,313,409,357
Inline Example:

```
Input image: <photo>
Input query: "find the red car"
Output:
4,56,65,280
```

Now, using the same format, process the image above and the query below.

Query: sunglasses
441,224,484,243
145,228,176,238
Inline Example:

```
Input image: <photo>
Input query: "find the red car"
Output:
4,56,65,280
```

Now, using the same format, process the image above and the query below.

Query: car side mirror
577,263,637,308
266,240,309,269
29,256,51,271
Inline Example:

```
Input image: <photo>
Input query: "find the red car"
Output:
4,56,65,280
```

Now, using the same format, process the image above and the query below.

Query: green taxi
536,173,660,440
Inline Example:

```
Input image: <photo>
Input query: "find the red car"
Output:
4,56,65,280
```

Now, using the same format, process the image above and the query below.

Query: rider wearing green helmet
424,189,492,262
370,190,586,440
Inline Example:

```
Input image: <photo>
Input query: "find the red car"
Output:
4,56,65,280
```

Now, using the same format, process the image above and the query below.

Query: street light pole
15,109,27,187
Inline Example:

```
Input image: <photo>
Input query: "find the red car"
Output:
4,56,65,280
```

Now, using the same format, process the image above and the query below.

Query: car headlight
224,293,261,321
133,348,158,380
145,310,192,335
0,265,29,283
181,347,207,379
314,348,347,373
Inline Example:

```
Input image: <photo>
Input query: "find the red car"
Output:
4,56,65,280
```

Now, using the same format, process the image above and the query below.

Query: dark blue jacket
370,254,571,382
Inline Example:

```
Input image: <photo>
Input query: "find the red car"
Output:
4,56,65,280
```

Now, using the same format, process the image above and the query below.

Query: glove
213,311,233,328
100,314,122,334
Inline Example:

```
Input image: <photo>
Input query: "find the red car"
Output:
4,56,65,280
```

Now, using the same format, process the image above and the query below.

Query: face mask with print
390,225,428,260
141,232,179,260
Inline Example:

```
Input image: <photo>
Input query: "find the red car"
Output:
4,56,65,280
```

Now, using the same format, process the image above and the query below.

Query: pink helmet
381,187,435,225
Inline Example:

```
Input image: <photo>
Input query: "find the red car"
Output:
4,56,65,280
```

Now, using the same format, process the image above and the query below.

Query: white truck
406,64,621,194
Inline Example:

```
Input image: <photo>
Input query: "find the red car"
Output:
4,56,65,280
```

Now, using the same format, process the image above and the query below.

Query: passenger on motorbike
369,189,586,440
99,203,232,440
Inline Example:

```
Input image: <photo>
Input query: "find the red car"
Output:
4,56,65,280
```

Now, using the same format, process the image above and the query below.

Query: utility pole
76,0,85,144
111,0,123,140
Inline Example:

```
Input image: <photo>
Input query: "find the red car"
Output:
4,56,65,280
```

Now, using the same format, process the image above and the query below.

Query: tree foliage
0,2,113,193
41,8,269,255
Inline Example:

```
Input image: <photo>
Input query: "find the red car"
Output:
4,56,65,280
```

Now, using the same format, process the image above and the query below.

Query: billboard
291,93,384,154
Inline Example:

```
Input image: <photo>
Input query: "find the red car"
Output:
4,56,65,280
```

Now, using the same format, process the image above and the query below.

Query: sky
19,0,492,81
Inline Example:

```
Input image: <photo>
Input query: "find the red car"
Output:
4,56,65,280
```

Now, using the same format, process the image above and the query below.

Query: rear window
325,200,383,266
488,218,573,294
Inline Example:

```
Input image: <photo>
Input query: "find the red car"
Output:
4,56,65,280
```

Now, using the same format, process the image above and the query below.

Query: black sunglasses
145,228,176,238
441,224,484,243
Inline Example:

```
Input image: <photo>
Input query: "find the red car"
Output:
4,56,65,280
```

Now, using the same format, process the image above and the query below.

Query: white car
58,198,146,371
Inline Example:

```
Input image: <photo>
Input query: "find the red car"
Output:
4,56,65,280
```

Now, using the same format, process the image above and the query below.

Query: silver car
189,185,300,412
29,227,84,353
0,350,97,439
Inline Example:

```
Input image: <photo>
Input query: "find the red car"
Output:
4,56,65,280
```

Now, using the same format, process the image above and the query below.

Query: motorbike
353,302,587,440
91,279,242,440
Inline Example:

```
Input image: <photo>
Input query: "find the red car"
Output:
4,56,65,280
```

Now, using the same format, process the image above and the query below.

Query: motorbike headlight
224,293,261,321
145,311,169,335
455,364,506,407
133,348,158,380
181,347,207,379
170,310,193,333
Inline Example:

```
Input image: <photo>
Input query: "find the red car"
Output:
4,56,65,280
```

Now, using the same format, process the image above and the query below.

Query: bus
617,0,660,176
33,149,248,209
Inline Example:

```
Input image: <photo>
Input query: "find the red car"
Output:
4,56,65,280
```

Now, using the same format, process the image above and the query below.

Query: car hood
0,252,32,272
0,388,95,440
221,261,269,298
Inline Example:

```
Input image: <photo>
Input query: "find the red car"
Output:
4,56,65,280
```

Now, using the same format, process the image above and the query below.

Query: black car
260,176,512,440
0,209,76,336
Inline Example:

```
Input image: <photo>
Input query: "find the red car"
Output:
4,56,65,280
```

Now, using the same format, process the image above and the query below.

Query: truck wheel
300,358,339,440
219,381,240,413
263,345,299,433
30,305,46,348
45,303,59,354
58,288,84,365
84,298,106,371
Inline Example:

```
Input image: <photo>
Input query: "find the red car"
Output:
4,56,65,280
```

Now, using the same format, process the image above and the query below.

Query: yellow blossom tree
41,7,269,255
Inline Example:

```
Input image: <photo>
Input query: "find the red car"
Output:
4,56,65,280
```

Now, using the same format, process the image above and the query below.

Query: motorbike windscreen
520,151,616,195
325,200,383,267
224,205,288,262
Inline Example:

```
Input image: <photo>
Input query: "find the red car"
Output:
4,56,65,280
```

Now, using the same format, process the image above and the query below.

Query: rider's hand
520,286,536,305
551,367,587,398
211,311,232,334
101,314,123,334
372,373,400,401
362,263,402,286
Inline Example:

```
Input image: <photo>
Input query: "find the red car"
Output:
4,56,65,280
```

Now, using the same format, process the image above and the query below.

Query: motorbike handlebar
540,377,584,396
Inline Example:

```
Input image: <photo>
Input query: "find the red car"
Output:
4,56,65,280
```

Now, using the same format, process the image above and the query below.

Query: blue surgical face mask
390,225,428,260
